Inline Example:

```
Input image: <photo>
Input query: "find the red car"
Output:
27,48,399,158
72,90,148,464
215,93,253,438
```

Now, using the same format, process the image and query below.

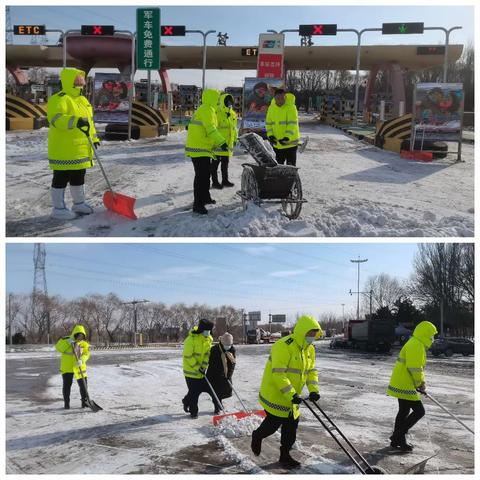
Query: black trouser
191,157,212,206
62,372,88,404
211,155,230,183
273,146,298,166
182,377,222,416
253,411,299,450
52,169,86,188
392,399,425,438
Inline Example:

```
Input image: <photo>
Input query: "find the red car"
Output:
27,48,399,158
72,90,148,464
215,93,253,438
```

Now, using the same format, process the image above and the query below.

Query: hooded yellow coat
47,68,99,170
182,326,213,379
387,321,438,401
258,315,322,419
265,93,300,150
55,324,90,379
213,93,238,157
185,89,226,159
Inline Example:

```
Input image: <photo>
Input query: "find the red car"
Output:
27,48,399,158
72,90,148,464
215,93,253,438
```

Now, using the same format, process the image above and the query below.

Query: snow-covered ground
6,119,474,237
6,342,474,474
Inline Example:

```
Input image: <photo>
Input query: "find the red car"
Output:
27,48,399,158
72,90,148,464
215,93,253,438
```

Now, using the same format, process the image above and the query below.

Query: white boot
70,185,94,215
51,188,77,220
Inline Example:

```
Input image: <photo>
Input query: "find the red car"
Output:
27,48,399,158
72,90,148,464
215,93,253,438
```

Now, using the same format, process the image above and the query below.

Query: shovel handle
425,393,474,434
227,378,249,413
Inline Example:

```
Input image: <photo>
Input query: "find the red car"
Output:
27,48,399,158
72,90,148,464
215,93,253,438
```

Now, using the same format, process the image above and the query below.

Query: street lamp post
123,299,150,346
186,29,216,89
350,257,368,320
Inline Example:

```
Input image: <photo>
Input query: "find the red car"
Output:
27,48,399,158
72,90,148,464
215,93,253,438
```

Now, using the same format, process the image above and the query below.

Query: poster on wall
413,83,464,142
93,73,132,123
257,33,285,79
241,77,285,134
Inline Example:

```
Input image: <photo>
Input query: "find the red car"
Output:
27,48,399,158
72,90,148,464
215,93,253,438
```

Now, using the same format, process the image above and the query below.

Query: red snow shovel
79,124,137,219
207,376,266,426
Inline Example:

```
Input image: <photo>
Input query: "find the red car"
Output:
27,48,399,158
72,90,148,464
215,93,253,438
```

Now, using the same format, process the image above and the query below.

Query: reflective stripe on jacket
47,68,99,170
185,89,226,159
386,321,438,401
258,315,322,419
213,94,238,156
55,324,90,379
182,327,213,378
265,93,300,150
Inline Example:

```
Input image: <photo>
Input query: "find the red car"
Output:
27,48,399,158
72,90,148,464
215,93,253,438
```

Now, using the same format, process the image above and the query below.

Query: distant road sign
248,311,261,323
242,47,258,56
417,46,445,55
81,25,115,36
271,314,287,323
299,24,337,36
14,25,46,35
382,23,424,35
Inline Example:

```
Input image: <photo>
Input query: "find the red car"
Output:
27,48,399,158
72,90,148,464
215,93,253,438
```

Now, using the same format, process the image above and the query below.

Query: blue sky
7,5,474,88
6,243,419,322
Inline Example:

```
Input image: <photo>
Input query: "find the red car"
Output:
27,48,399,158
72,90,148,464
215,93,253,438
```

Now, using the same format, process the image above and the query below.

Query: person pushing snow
251,315,322,469
386,320,438,451
47,68,100,220
55,324,91,409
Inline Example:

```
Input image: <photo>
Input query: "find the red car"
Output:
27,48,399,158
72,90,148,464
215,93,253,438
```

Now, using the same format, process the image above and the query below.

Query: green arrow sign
399,24,407,33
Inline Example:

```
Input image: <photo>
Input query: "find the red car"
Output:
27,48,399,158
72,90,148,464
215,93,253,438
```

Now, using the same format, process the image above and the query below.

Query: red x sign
163,26,173,35
313,25,323,35
93,25,102,35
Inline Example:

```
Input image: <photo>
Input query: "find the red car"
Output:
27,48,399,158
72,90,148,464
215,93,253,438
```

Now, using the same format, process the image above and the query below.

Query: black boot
251,430,262,456
389,434,413,452
182,398,190,413
211,160,222,189
222,179,234,188
211,181,223,189
81,398,88,408
205,198,216,205
193,204,208,215
64,400,70,410
221,159,234,187
279,447,301,469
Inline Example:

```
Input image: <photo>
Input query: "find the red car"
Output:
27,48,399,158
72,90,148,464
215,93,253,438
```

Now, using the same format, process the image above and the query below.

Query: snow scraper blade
80,125,138,220
103,191,137,220
213,409,266,426
84,397,103,413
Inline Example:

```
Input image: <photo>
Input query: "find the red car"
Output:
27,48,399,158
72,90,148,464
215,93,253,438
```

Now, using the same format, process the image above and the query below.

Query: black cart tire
281,172,303,219
241,166,259,211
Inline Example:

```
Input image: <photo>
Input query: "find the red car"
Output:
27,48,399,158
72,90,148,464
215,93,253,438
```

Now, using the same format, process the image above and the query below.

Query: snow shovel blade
212,409,266,426
103,191,137,220
85,398,103,412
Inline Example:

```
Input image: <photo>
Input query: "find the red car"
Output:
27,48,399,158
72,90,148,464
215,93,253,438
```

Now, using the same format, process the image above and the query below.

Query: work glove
279,137,289,145
268,135,277,143
308,392,320,402
416,383,426,395
76,359,83,367
220,143,229,152
77,117,89,129
93,141,100,149
291,394,302,405
67,338,76,345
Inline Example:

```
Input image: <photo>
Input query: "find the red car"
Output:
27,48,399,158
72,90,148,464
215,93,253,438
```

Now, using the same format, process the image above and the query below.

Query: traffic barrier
383,137,403,154
6,94,47,119
139,125,159,138
6,117,34,130
376,113,412,142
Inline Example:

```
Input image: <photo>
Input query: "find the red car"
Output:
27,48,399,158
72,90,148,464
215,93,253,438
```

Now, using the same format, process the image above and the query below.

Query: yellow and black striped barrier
375,114,413,153
6,94,48,131
132,101,169,137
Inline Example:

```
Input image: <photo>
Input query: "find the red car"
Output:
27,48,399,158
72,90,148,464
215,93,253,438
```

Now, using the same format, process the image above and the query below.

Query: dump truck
330,319,395,353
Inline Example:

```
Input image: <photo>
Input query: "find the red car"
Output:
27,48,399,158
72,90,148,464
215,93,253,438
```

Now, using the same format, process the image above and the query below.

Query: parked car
430,337,474,357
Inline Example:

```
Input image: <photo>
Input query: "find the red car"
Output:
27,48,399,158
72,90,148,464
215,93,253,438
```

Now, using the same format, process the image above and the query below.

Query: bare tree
364,273,405,311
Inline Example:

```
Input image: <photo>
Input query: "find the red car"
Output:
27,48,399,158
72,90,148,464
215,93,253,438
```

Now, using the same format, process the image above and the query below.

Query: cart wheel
365,466,387,474
241,166,259,211
281,171,303,219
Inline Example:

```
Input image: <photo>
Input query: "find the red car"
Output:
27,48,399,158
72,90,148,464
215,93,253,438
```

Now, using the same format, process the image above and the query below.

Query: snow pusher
72,344,103,412
301,398,386,474
79,124,137,220
204,375,266,426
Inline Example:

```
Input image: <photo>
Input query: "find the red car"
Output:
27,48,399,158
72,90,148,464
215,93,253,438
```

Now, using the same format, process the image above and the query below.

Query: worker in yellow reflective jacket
265,89,300,166
185,89,227,215
386,320,438,451
251,315,322,469
47,68,100,220
211,93,238,189
55,324,91,409
181,318,217,418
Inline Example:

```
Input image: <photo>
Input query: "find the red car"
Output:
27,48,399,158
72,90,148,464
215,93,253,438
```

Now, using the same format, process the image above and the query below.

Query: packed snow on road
6,119,474,237
6,342,474,474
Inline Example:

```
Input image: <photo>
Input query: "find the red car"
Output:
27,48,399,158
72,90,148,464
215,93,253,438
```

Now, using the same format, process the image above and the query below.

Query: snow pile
212,412,264,438
6,121,474,237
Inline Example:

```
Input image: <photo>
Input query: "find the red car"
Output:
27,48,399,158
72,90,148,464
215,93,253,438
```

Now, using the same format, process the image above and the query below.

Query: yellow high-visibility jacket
55,324,90,380
47,68,99,170
182,327,213,379
185,89,226,159
258,315,322,419
387,321,438,401
213,94,238,157
265,93,300,150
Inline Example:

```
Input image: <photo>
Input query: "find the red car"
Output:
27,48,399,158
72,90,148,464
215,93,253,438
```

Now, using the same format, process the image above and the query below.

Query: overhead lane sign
136,8,160,70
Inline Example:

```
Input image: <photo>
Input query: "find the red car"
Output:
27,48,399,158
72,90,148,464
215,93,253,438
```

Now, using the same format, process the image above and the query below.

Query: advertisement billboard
93,73,132,123
257,33,285,78
413,83,464,142
242,77,285,134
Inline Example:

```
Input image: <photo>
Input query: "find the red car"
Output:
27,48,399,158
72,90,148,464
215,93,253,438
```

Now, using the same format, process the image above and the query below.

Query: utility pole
350,256,368,320
341,303,345,331
123,299,149,346
8,293,13,346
